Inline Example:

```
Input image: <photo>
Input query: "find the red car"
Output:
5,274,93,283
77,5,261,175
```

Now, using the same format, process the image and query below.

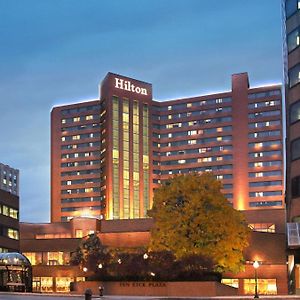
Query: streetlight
253,261,260,299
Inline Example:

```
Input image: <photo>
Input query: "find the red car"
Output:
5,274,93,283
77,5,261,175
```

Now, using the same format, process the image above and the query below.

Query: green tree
148,172,250,273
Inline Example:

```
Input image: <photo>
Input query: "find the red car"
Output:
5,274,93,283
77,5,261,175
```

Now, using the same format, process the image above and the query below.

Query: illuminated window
85,115,93,120
61,119,66,124
8,228,19,240
47,252,64,265
40,277,53,293
75,230,83,238
248,223,275,233
221,279,239,288
73,117,80,122
244,279,277,295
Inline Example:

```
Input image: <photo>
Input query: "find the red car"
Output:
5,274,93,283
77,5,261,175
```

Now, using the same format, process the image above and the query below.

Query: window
290,100,300,123
75,230,83,238
289,64,300,88
244,279,277,295
285,0,300,18
288,27,300,52
292,176,300,198
7,228,19,240
249,201,282,207
248,223,275,233
292,138,300,160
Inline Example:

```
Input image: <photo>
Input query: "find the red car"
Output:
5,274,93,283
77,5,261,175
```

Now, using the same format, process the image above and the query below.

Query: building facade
283,0,300,294
51,72,284,222
20,209,288,295
0,163,19,252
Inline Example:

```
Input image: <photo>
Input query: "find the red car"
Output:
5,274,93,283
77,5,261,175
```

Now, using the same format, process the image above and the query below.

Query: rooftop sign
115,77,148,95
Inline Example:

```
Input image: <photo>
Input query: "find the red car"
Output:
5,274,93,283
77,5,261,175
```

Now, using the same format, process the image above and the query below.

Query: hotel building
0,163,19,252
26,71,287,294
51,72,284,222
284,0,300,294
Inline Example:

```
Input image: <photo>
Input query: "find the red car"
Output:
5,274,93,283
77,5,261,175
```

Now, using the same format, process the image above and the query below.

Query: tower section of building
284,0,300,221
0,163,19,195
100,73,153,220
51,101,103,222
152,73,283,211
0,163,19,252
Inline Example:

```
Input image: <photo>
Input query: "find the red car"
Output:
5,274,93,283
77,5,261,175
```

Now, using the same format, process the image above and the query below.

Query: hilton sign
115,78,148,95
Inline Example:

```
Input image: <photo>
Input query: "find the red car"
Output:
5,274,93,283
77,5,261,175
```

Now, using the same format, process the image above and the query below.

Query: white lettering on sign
115,78,148,95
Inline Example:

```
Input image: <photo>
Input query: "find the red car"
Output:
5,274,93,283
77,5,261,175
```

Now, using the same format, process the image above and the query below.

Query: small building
20,209,288,295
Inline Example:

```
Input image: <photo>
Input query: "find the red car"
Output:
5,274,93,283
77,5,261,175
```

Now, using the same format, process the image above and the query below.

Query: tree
70,233,111,275
148,172,250,273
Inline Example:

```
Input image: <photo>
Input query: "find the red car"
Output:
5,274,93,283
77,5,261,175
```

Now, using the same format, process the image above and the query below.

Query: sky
0,0,283,222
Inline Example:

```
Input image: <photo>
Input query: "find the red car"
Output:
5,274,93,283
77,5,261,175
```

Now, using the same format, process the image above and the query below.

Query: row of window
61,169,101,177
0,226,19,240
159,155,233,166
249,150,281,158
155,116,232,130
157,106,232,121
249,120,281,129
248,100,280,109
249,180,282,187
158,126,232,139
61,206,102,212
248,110,281,119
249,161,281,168
249,191,282,197
61,132,100,142
158,145,233,157
0,204,18,219
61,151,100,159
61,114,99,124
61,123,100,133
249,201,282,207
248,140,281,148
61,187,100,195
61,160,101,168
61,196,102,203
61,141,100,150
157,135,232,148
158,97,232,112
158,165,233,175
61,104,100,116
248,90,280,99
248,130,280,139
158,169,281,178
61,178,100,186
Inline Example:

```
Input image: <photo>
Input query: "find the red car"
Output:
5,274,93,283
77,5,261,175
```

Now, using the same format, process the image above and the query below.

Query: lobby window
288,27,300,52
285,0,300,18
289,63,300,88
291,138,300,160
221,279,239,288
244,279,277,295
290,100,300,123
292,176,300,198
47,252,64,265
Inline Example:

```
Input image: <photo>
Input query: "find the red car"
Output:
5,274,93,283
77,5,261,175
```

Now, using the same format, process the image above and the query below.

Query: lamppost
253,261,260,299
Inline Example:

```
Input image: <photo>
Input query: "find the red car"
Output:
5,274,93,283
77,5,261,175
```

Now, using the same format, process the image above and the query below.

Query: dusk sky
0,0,283,222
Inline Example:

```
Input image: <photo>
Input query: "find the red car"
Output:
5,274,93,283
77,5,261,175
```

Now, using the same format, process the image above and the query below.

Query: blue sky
0,0,283,222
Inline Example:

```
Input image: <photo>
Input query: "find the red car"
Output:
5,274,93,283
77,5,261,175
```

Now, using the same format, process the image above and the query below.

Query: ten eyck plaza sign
115,77,148,95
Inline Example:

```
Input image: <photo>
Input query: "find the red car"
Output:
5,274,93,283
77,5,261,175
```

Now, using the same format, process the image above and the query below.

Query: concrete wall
74,281,238,297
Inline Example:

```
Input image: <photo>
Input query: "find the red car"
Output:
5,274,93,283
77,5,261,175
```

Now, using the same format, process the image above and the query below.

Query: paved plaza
3,293,300,300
